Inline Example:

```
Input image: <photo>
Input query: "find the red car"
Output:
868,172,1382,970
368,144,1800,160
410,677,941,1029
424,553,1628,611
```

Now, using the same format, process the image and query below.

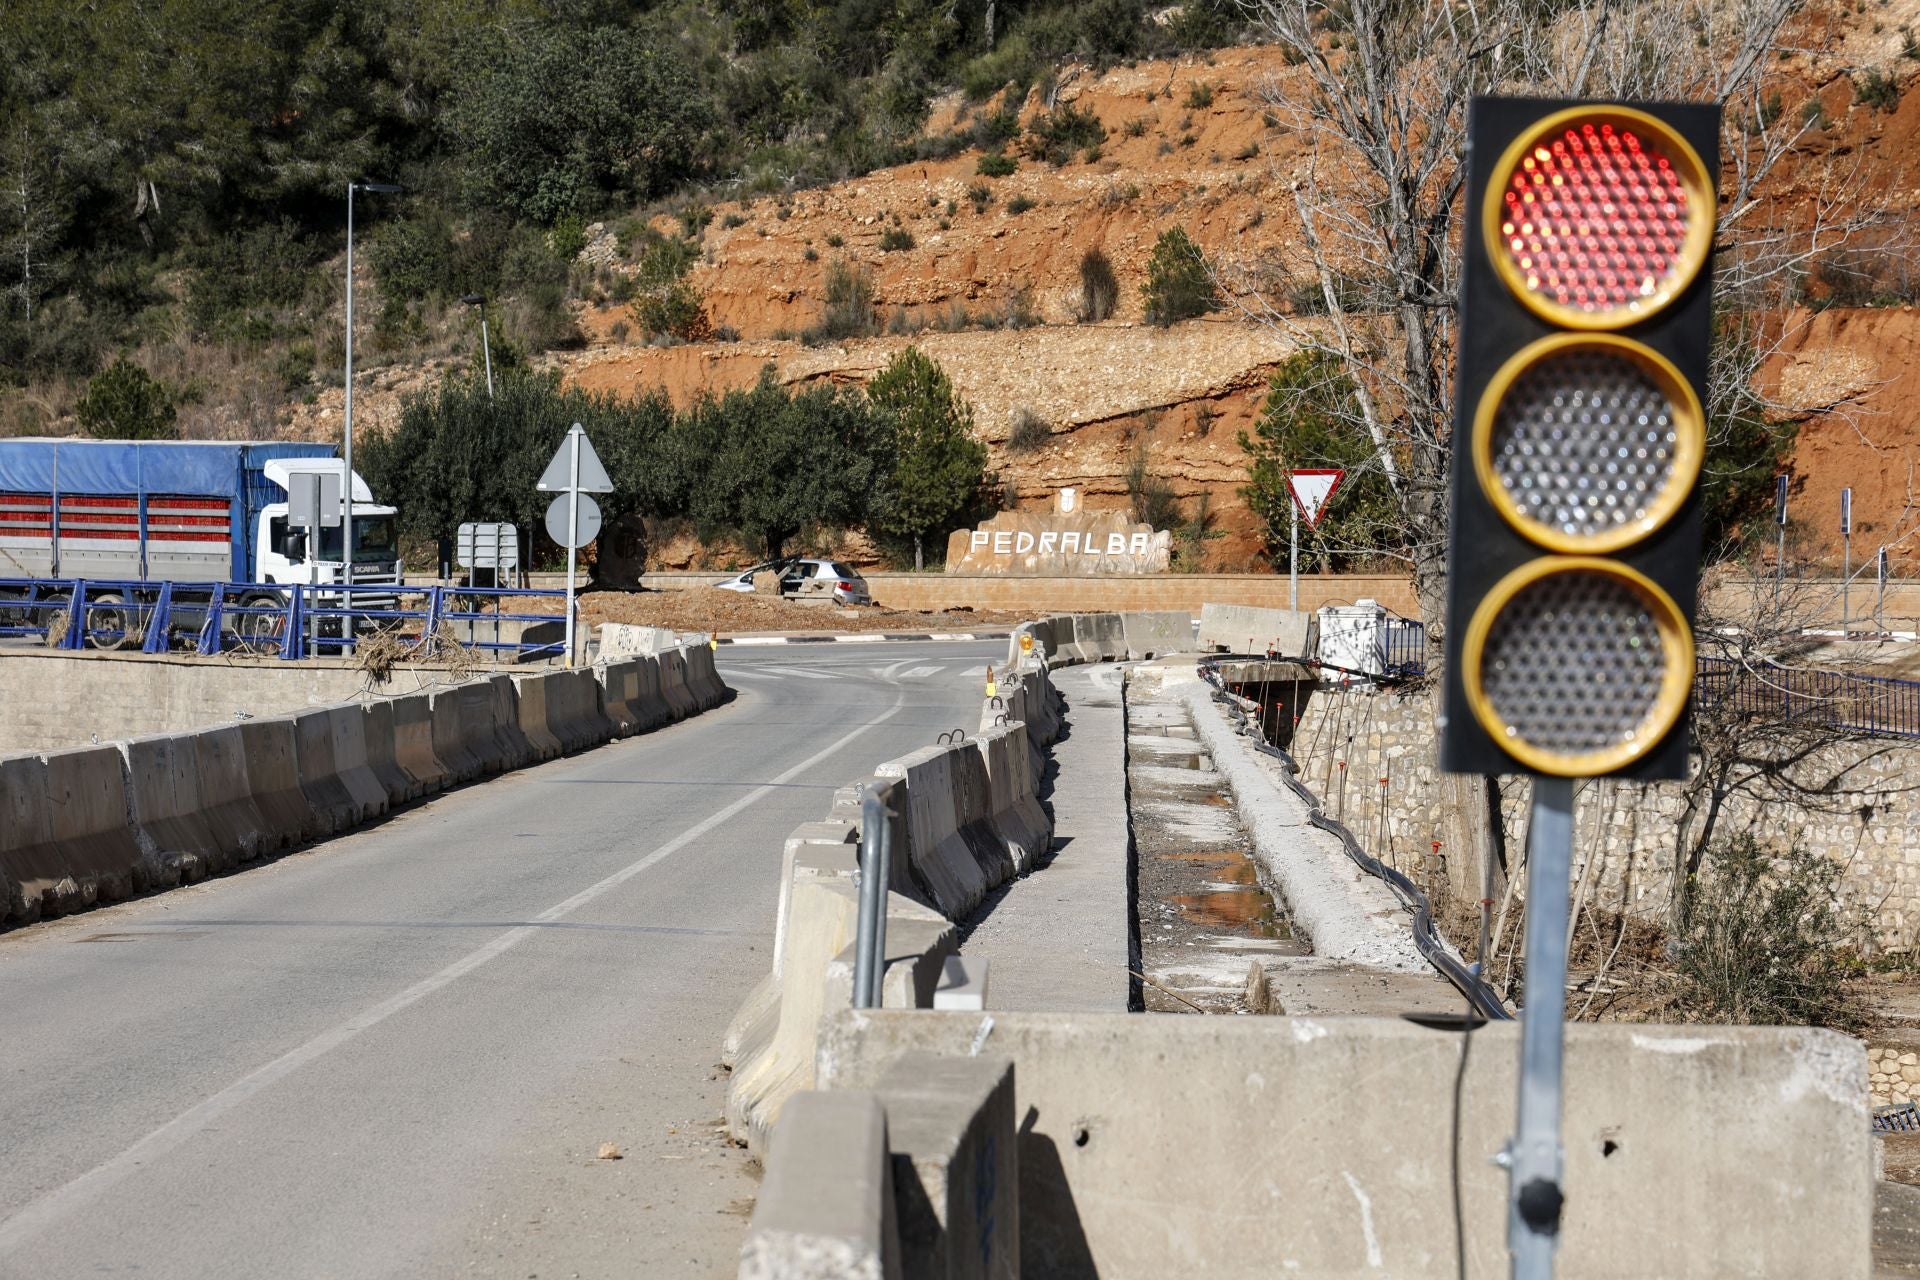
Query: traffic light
1441,100,1719,780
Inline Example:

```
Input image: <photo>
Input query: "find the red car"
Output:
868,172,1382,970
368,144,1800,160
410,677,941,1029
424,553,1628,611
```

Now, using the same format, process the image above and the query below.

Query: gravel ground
558,588,1026,635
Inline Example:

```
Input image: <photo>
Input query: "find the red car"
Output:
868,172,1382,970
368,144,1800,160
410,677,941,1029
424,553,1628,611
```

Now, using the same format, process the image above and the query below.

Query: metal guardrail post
283,587,306,661
851,784,893,1010
61,579,87,649
424,585,444,646
142,582,173,654
199,583,226,655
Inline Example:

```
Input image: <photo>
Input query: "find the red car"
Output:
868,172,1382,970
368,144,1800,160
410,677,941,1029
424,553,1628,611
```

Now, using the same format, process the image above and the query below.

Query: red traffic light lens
1485,107,1714,328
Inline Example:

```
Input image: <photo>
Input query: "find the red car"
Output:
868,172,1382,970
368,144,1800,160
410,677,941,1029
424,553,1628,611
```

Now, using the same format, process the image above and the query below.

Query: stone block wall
1282,679,1920,951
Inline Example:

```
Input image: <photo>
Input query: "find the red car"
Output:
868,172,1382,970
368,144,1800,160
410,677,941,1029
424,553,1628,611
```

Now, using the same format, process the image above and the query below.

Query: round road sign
544,494,602,549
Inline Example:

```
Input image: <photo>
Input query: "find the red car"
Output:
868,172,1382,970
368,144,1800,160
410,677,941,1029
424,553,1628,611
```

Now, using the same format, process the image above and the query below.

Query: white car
714,558,872,606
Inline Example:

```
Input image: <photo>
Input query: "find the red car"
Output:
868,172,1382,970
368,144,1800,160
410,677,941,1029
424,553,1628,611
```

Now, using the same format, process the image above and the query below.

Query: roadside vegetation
361,347,992,569
0,0,1246,435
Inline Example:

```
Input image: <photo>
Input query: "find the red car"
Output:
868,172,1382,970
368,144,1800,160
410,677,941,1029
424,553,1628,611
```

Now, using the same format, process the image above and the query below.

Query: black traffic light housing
1440,97,1720,780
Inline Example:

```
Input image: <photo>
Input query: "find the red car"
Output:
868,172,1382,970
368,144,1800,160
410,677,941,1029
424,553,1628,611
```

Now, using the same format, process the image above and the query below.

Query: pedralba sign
945,510,1171,574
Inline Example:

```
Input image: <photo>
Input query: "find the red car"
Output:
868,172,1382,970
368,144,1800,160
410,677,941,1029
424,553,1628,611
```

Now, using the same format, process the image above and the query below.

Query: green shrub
1856,70,1900,112
723,212,748,229
1185,80,1215,109
547,215,588,262
630,279,710,341
76,358,177,439
1006,195,1036,215
967,183,993,211
1023,103,1107,166
879,227,916,252
960,35,1037,101
679,203,715,237
635,234,699,286
187,221,323,341
1801,97,1831,129
1672,836,1863,1030
816,258,877,340
971,108,1022,150
976,151,1018,177
1077,248,1119,322
1141,227,1217,326
825,232,845,248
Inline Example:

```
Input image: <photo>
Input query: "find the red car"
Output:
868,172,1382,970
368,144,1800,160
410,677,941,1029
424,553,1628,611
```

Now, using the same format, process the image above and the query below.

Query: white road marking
0,700,905,1255
899,666,941,680
758,666,836,680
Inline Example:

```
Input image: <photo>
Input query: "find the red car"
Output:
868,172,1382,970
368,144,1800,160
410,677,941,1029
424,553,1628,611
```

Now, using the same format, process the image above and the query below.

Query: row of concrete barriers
722,655,1062,1174
739,616,1874,1279
0,646,729,928
1008,605,1316,668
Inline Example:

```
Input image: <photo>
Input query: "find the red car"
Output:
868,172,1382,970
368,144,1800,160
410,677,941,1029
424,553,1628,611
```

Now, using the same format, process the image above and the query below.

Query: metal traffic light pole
1506,777,1575,1278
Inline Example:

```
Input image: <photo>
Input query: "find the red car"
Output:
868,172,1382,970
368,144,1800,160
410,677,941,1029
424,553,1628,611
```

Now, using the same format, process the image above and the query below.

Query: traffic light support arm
1507,775,1574,1278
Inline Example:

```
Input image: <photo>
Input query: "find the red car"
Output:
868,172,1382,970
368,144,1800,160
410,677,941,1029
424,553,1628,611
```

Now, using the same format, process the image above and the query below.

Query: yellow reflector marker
1482,105,1714,330
1471,333,1704,554
1461,558,1693,777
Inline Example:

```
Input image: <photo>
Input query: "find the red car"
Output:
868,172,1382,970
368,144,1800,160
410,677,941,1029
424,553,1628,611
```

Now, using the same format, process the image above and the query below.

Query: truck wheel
84,593,136,651
232,593,287,655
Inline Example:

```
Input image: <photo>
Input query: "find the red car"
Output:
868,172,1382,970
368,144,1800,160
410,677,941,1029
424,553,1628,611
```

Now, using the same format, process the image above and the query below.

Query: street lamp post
461,293,495,402
343,180,402,588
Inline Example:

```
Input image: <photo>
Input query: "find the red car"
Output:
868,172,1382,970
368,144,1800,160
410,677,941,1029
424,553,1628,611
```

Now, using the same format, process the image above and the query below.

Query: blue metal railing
0,577,573,662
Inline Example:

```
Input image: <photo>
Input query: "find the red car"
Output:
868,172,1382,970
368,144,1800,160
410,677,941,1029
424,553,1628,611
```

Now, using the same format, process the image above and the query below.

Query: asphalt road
0,640,999,1280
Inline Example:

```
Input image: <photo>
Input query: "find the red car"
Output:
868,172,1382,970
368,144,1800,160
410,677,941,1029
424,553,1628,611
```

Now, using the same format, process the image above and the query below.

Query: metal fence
1695,655,1920,740
0,577,573,663
1337,618,1920,742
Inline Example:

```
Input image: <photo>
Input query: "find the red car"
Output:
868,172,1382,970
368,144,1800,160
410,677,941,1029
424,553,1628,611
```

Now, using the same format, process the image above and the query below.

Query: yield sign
537,422,614,493
1288,469,1345,529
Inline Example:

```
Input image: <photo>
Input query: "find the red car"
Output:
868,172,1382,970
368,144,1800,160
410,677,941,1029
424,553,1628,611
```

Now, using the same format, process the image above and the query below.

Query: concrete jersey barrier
1122,610,1193,660
821,1011,1871,1279
387,693,449,798
238,716,318,850
192,723,272,864
1197,602,1314,657
874,743,1011,920
120,733,220,886
293,708,365,837
0,747,148,923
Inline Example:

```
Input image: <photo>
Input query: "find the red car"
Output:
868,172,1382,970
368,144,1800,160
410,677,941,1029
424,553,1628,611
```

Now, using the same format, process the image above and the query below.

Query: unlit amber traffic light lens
1474,334,1704,553
1487,109,1712,327
1463,560,1692,776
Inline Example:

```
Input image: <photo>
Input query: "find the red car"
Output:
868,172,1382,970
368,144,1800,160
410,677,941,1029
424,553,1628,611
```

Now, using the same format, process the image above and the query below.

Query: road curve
0,641,997,1280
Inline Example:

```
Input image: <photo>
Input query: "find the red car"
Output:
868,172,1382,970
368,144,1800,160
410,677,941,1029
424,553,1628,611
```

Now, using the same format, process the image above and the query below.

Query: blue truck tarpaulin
0,439,338,580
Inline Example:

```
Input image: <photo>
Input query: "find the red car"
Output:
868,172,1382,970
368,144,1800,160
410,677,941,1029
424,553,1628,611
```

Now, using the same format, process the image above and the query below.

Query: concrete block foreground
818,1011,1871,1279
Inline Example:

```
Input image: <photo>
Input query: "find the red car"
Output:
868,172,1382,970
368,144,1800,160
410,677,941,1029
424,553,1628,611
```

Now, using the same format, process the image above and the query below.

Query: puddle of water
1161,847,1290,939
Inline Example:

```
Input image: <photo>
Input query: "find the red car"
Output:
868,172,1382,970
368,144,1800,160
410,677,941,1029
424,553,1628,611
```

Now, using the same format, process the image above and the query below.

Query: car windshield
315,515,398,564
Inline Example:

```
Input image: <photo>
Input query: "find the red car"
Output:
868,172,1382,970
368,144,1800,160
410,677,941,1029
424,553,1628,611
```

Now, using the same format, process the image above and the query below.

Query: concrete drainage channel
732,609,1872,1279
1126,685,1308,1014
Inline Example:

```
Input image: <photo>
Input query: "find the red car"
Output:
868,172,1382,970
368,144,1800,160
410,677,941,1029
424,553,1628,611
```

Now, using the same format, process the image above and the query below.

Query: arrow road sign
1287,469,1346,529
538,423,613,494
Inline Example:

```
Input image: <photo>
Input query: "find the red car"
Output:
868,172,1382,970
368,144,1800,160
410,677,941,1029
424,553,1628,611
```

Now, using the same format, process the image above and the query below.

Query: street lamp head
356,181,403,194
461,293,486,306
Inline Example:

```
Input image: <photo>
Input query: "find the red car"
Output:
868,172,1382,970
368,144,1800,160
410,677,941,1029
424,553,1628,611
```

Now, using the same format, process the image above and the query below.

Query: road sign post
537,423,614,667
1841,487,1854,637
1774,474,1789,602
1285,469,1345,613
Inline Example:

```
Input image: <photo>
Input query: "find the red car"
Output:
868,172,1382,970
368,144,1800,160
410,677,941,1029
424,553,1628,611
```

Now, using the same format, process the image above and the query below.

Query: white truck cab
256,459,402,588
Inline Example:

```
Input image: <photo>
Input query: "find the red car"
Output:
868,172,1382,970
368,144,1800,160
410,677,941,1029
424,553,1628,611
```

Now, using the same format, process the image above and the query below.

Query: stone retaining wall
1281,680,1920,950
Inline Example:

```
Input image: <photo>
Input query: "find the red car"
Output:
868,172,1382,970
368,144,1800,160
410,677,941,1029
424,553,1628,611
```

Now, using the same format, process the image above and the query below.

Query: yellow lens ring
1482,104,1715,331
1471,332,1704,554
1460,557,1693,777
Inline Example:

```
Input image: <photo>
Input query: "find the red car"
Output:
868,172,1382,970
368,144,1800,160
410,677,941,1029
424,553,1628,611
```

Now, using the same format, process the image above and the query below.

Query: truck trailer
0,438,402,648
